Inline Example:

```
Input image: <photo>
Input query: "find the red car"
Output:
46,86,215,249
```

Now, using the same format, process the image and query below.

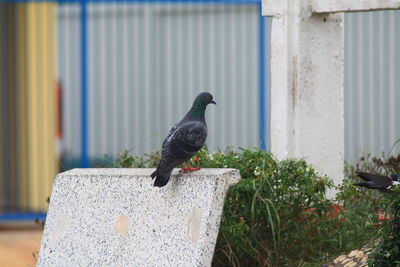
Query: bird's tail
151,169,172,187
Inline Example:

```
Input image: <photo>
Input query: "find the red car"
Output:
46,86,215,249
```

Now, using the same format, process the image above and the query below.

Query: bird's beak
211,99,217,105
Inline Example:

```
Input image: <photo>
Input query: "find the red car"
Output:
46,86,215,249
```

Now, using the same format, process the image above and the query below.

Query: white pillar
263,0,345,188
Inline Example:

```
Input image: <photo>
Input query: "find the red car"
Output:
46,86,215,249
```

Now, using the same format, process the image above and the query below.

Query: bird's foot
179,163,201,173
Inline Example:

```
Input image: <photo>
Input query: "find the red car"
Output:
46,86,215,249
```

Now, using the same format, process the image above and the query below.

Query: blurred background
0,1,399,216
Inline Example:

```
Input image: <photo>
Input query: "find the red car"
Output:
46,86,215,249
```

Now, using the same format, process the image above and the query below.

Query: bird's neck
187,103,206,120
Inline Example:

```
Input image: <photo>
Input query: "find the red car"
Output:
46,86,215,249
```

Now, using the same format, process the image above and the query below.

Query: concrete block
38,168,240,267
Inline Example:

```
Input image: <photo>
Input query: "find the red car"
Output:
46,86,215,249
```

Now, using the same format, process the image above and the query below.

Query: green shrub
196,148,378,267
110,150,160,168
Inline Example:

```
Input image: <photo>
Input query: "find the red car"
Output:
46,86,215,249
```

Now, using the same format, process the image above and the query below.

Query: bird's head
389,174,399,182
189,92,217,117
194,92,217,106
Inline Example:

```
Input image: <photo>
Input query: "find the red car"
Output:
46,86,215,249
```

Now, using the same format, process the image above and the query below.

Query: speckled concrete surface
38,168,240,267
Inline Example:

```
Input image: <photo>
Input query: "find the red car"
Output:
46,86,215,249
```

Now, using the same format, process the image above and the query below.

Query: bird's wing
354,181,384,189
357,172,393,188
155,124,183,172
170,121,207,156
155,121,207,174
163,124,179,147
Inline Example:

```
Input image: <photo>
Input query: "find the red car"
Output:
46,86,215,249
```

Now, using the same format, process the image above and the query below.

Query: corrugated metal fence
344,11,400,164
58,2,270,166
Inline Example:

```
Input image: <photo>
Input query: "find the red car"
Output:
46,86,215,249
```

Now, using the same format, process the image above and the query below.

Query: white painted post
262,0,345,190
262,0,400,193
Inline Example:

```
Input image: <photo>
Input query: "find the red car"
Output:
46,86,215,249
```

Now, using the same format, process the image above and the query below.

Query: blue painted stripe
81,0,90,168
1,0,56,2
0,212,47,221
258,6,266,151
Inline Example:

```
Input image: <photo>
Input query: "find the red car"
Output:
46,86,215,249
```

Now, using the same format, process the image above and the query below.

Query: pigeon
354,172,400,193
151,92,216,187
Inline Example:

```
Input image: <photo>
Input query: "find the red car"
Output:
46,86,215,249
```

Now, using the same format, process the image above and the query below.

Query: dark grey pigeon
151,92,216,187
354,172,400,193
